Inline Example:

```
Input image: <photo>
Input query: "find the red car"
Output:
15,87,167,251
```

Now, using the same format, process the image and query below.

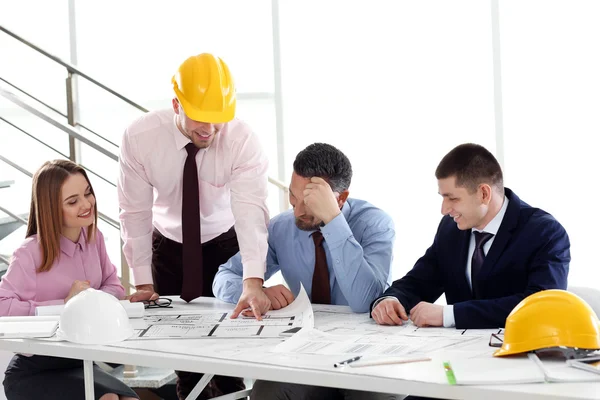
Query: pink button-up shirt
0,228,125,316
118,109,269,286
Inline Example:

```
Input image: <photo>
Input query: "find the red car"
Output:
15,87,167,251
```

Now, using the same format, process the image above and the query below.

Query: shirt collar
299,201,351,238
472,196,509,235
171,115,228,151
172,115,191,151
60,228,87,257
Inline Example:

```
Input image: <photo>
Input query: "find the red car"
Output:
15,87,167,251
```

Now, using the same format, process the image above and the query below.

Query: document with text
129,285,314,340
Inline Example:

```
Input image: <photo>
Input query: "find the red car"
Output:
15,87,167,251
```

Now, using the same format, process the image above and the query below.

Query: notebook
449,354,545,385
0,319,59,338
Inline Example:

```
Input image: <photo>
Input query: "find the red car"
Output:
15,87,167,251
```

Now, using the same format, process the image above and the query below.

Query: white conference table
0,297,599,400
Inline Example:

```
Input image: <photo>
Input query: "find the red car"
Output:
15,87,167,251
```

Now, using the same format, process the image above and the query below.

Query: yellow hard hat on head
494,289,600,357
172,53,236,123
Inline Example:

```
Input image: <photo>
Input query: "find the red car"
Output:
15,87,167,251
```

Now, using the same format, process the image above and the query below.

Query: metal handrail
0,254,9,265
268,176,288,192
0,25,149,113
0,155,119,229
78,123,119,149
0,116,116,187
0,77,67,119
0,154,32,179
0,88,118,162
0,205,28,225
0,77,119,148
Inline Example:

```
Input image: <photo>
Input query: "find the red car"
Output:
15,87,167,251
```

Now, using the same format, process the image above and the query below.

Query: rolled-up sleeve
229,131,270,281
117,129,155,286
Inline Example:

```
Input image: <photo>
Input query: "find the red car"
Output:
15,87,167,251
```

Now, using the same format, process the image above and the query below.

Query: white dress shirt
118,109,269,286
443,196,509,327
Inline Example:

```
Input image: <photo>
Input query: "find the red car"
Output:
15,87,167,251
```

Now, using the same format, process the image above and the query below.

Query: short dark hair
435,143,503,193
293,143,352,192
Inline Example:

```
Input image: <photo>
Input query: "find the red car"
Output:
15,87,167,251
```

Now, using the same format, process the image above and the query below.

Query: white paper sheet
314,310,501,339
129,284,314,340
36,300,144,318
272,328,480,357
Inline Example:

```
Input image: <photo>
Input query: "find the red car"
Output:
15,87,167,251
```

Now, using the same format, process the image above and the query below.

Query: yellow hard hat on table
494,289,600,357
172,53,236,123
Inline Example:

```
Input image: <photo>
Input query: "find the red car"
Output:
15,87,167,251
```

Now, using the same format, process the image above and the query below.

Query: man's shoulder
269,210,295,233
517,205,566,239
219,118,255,143
346,198,394,228
125,109,174,139
507,190,566,236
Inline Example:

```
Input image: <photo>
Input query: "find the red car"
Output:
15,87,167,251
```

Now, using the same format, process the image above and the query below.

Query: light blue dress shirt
213,198,395,313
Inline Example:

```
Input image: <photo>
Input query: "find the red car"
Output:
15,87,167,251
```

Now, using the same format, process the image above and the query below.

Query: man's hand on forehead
303,177,342,224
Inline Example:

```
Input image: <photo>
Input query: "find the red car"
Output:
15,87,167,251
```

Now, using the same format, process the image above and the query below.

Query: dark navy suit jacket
373,188,570,329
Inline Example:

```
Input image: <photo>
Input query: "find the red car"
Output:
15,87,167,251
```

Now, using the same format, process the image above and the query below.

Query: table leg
83,360,95,400
123,364,138,378
209,389,253,400
185,373,214,400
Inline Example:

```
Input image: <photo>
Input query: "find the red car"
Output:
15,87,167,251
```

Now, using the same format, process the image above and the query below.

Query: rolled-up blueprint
36,300,144,318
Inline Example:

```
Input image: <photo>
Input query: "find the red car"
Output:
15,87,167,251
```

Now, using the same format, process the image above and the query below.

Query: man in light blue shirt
214,143,400,400
214,143,395,313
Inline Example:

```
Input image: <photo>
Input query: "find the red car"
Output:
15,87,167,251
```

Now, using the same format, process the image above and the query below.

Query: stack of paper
0,316,60,338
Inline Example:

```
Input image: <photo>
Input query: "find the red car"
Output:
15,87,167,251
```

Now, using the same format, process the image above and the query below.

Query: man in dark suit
371,143,570,331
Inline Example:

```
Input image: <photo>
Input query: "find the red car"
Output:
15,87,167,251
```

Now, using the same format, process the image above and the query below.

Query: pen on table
334,356,362,368
348,357,432,368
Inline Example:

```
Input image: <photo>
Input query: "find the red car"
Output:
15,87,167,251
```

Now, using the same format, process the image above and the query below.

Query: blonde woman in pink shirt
0,160,139,400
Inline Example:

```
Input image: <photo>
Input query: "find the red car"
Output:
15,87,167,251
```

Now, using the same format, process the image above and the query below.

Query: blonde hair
26,160,98,272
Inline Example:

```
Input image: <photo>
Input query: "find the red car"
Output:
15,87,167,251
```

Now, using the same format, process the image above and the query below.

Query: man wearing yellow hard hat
117,53,270,399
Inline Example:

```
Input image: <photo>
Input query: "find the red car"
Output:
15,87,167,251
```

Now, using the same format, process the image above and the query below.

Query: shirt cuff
443,305,456,327
131,265,153,287
371,296,399,312
320,212,352,248
242,261,265,281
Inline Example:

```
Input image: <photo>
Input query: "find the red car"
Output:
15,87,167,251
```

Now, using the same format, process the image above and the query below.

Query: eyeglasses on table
142,297,173,309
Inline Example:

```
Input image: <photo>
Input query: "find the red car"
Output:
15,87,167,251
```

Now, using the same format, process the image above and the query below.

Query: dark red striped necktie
311,231,331,304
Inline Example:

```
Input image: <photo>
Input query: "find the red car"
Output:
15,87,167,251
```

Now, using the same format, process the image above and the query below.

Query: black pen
334,356,362,368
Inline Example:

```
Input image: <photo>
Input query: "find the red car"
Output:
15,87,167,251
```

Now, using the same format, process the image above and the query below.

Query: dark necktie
311,231,331,304
180,143,203,302
471,231,494,299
